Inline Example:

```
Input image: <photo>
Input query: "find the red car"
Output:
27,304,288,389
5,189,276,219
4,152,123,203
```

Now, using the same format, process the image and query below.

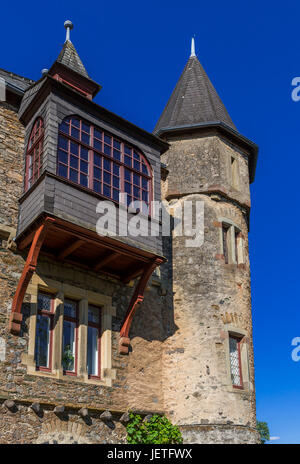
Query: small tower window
25,117,44,191
57,116,152,214
221,221,244,265
229,335,243,388
230,156,239,189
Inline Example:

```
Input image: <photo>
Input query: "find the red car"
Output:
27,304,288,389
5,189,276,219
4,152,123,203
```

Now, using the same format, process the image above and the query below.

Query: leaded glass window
229,336,243,388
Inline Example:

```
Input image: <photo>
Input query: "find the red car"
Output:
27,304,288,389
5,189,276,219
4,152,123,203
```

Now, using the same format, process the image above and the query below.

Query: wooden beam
122,264,145,284
93,251,118,272
119,257,163,354
9,217,55,335
57,239,84,260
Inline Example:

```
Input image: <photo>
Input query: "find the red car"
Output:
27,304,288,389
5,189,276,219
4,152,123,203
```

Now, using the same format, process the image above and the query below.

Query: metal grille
229,336,241,386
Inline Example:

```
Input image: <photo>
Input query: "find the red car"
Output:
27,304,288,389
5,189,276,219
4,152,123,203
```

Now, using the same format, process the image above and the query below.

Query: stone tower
155,40,260,444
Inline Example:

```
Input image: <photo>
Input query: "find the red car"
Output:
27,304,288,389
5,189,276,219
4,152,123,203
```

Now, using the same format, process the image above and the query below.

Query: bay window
57,116,152,213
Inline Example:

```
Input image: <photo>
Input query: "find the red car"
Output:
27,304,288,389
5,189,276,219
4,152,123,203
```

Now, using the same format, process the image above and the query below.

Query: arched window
57,116,152,213
25,118,44,191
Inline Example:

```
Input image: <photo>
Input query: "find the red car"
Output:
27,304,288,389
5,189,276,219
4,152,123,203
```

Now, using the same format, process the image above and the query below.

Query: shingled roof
154,54,236,134
56,40,89,78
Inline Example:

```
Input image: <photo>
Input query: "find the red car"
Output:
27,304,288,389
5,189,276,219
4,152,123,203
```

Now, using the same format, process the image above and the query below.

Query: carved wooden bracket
119,257,163,355
8,217,55,335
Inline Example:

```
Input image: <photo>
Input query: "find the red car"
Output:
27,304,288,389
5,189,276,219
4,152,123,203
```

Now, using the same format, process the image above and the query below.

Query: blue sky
1,0,300,444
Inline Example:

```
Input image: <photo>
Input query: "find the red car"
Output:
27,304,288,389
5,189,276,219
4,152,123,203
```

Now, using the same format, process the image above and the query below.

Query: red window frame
57,116,153,214
35,292,54,372
25,117,44,192
62,299,79,377
229,335,243,389
87,304,101,380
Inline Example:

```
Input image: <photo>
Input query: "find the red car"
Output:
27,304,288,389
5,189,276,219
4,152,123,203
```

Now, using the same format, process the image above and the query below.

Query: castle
0,22,259,444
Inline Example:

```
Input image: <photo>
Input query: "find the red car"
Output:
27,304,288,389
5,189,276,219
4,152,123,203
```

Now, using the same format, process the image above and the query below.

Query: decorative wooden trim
119,258,163,354
8,217,55,335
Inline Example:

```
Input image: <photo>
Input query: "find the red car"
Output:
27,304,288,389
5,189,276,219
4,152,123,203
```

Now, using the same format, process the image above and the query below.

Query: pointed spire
190,37,196,58
64,20,73,42
154,49,236,134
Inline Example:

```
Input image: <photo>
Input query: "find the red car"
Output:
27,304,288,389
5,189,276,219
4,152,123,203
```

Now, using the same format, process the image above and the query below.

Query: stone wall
0,101,167,443
160,132,259,444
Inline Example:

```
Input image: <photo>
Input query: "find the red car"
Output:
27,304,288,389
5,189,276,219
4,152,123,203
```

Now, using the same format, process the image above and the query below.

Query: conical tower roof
154,40,236,134
56,39,89,78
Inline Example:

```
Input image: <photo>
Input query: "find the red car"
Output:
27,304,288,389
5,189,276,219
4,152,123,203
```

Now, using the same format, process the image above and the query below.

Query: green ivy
126,413,183,444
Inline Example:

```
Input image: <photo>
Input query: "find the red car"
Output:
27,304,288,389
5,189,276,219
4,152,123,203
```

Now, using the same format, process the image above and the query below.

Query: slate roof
56,40,89,78
154,55,236,134
0,68,35,94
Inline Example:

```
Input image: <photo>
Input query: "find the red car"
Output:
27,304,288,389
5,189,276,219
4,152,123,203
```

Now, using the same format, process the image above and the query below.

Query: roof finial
190,36,196,57
64,20,73,42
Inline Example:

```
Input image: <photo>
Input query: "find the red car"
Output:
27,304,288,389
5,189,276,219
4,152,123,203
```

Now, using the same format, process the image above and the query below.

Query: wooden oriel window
57,116,152,214
34,292,54,371
62,299,78,375
87,304,101,379
229,335,243,388
25,117,44,191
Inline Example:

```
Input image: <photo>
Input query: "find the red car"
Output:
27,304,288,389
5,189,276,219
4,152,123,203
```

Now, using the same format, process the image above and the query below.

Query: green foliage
62,344,74,371
126,413,183,444
257,421,270,444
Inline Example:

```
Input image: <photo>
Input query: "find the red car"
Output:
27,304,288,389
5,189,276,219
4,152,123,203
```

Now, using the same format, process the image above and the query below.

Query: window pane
103,171,111,184
87,326,99,376
113,140,121,150
38,293,52,312
71,127,80,139
70,141,79,155
88,305,100,324
35,315,50,368
94,153,102,166
81,147,89,160
80,160,88,174
72,118,80,128
142,177,148,189
104,134,111,145
124,145,131,155
94,129,102,140
81,132,90,145
124,169,131,181
80,174,88,187
62,320,76,372
124,155,131,167
103,159,111,171
58,136,68,151
113,149,120,161
94,167,101,179
70,155,79,169
113,164,120,176
103,184,111,197
94,180,101,193
82,122,90,133
93,139,102,151
229,337,241,386
58,164,68,178
70,169,78,183
58,150,68,164
64,300,77,318
104,144,111,156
